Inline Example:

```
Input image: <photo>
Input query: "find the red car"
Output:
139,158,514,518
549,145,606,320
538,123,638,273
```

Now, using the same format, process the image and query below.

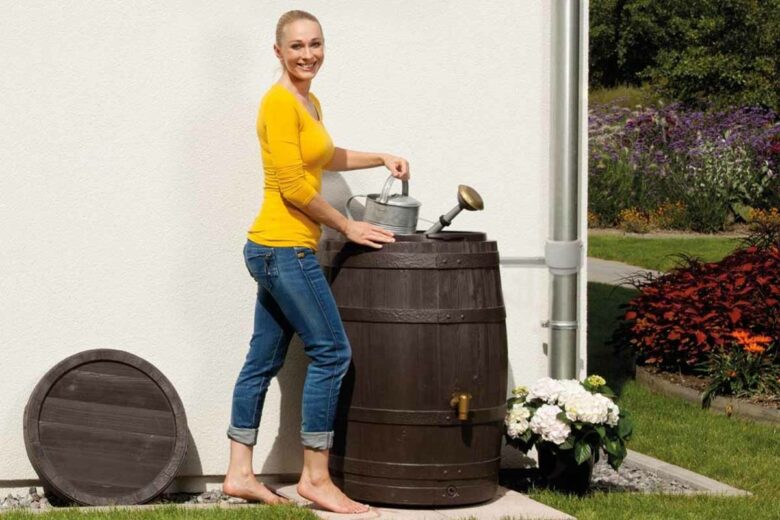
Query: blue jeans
227,240,351,450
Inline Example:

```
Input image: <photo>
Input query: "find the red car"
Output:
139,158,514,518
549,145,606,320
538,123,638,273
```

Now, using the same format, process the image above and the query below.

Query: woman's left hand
382,154,410,181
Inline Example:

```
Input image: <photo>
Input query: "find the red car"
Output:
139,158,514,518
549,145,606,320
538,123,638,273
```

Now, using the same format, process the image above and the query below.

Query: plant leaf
618,415,634,439
604,437,620,457
559,438,575,450
574,441,593,465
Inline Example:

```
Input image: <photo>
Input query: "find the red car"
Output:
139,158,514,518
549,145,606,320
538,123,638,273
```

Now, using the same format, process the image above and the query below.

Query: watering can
345,175,421,235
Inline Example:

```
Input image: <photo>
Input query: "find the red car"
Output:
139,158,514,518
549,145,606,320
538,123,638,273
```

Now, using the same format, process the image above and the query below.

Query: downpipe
547,0,585,379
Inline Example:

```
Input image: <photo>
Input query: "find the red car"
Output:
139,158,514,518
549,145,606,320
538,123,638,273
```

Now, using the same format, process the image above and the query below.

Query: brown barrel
23,349,188,505
321,231,508,506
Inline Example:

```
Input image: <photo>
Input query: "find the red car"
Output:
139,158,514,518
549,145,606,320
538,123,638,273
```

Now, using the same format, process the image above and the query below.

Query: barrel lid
23,349,188,506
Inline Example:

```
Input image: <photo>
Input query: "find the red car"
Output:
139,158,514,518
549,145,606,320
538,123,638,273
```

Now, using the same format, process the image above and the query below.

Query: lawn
589,85,661,108
526,283,780,520
0,503,316,519
588,234,743,271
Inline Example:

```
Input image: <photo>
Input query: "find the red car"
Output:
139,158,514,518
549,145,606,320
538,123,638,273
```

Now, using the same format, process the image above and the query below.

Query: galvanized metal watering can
345,176,485,236
345,175,421,235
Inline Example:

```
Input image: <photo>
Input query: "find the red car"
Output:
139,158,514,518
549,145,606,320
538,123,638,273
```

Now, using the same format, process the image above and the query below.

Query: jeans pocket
244,243,278,288
293,246,314,258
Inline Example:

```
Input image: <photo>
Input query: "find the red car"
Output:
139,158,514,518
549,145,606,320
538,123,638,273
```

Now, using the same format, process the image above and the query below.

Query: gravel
0,487,251,511
500,456,696,495
1,488,50,510
590,458,695,493
1,461,698,512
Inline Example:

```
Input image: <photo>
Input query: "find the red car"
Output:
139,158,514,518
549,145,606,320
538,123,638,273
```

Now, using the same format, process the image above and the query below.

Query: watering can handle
345,195,367,221
378,175,409,203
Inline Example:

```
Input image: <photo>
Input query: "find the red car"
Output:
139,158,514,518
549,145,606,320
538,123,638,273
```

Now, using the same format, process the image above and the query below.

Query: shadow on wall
176,429,204,481
260,172,355,474
320,171,361,242
259,337,307,474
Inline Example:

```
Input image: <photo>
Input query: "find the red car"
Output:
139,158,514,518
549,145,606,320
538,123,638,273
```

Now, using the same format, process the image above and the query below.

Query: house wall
0,1,587,490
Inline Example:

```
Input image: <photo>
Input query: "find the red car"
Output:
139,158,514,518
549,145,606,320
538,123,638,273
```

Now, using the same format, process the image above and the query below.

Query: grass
588,234,743,271
524,282,780,520
0,503,317,519
589,85,663,109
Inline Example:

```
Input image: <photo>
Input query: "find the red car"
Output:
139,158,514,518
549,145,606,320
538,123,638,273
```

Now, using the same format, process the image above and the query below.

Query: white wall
0,1,586,489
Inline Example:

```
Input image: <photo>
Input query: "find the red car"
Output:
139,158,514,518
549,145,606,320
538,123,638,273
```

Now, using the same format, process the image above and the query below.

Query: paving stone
272,484,573,520
587,257,661,285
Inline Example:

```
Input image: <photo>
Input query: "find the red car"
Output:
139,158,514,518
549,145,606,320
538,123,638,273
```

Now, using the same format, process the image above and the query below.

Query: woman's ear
273,43,281,60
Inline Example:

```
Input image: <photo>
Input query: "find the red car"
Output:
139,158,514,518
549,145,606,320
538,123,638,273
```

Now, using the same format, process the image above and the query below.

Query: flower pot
536,444,595,495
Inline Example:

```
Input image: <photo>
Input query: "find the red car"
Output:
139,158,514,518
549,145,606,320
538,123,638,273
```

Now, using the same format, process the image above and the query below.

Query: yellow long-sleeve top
247,84,334,250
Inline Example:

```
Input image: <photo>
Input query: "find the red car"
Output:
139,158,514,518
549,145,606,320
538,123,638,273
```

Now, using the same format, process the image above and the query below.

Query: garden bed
588,226,750,239
635,366,780,425
641,365,780,409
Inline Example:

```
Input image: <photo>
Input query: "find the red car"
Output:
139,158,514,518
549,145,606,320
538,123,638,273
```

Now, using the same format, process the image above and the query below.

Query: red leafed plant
612,246,780,371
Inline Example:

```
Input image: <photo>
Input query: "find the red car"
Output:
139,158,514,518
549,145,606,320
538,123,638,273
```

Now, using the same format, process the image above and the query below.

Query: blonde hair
275,10,322,46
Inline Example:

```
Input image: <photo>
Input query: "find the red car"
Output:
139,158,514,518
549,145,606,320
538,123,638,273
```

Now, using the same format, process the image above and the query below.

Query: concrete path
273,484,574,520
587,257,663,285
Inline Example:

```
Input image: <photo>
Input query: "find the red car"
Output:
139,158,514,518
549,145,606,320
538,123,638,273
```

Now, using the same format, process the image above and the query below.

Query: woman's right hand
343,220,395,249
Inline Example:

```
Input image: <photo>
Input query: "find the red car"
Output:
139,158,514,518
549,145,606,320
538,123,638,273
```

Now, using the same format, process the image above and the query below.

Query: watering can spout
425,185,484,234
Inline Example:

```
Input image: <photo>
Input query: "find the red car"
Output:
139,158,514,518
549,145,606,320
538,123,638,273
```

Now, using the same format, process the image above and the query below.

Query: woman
222,10,409,514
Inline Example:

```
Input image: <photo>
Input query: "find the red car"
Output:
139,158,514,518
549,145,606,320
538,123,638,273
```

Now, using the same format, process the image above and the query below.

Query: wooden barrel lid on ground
321,231,508,507
23,349,188,505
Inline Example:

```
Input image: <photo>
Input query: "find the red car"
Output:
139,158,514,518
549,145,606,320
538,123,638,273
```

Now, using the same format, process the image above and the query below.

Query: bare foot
223,473,290,505
297,476,369,514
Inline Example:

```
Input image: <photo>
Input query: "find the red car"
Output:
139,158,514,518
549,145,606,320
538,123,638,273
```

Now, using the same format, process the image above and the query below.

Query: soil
641,365,780,409
588,225,750,239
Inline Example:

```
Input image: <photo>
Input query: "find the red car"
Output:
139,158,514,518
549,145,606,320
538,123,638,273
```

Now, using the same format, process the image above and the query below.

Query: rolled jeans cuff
227,425,258,446
301,431,334,450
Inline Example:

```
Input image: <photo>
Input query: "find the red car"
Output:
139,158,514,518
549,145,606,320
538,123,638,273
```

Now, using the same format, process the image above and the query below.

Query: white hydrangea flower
527,378,565,404
509,403,531,421
561,392,615,425
558,379,587,395
529,404,571,445
606,400,620,427
556,379,589,406
506,419,530,438
505,403,531,439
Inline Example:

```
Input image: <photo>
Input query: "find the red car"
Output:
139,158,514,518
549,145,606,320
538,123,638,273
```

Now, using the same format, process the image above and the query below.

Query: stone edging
625,450,750,496
635,366,780,426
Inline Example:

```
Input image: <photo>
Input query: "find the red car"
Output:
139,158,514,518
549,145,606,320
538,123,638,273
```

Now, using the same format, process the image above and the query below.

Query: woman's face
275,20,324,82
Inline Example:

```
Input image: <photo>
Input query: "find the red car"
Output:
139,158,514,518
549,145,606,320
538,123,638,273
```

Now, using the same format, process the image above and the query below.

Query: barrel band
330,455,501,480
343,405,506,425
338,306,506,323
321,251,499,269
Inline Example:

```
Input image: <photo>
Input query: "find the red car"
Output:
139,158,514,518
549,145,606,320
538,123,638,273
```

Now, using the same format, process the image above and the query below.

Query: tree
590,0,780,110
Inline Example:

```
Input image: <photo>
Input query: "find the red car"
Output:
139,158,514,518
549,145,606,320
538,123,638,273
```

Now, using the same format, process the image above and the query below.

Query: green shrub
588,149,636,226
664,143,768,232
590,0,780,111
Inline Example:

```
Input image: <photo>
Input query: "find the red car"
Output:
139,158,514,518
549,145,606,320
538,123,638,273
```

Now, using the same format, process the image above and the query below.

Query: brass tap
449,392,473,421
